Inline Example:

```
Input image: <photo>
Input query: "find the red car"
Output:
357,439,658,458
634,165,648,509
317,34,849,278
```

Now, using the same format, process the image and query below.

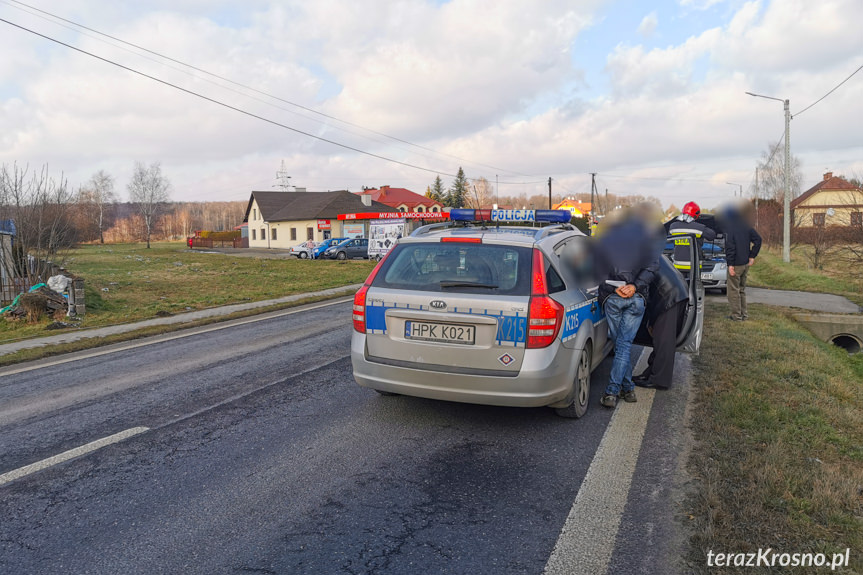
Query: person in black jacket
593,206,661,408
633,256,689,389
721,201,762,321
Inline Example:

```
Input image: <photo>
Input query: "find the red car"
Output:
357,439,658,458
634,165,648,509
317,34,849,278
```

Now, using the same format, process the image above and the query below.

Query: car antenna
472,185,488,229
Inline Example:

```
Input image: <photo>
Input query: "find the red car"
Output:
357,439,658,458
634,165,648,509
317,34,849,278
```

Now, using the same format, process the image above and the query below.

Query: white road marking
544,349,654,575
0,426,150,487
0,297,352,377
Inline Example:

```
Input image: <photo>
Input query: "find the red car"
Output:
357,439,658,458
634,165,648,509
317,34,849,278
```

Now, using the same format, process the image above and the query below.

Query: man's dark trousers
641,300,687,389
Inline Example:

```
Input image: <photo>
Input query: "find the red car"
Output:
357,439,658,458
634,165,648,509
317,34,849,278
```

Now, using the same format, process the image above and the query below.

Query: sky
1,0,862,209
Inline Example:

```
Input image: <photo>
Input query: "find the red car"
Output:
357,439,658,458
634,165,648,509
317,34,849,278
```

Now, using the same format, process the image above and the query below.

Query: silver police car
351,209,610,418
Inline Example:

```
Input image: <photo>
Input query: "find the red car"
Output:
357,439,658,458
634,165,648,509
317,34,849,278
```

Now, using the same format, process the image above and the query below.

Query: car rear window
373,243,533,295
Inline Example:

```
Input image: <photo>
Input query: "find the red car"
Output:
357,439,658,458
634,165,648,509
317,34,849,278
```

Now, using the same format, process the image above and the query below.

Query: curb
0,284,362,357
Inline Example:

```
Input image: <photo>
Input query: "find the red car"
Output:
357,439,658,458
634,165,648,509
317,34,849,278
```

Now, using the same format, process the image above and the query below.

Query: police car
350,208,610,418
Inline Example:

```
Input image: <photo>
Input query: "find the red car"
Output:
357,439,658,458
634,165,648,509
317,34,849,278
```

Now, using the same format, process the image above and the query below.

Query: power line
0,16,467,179
793,62,863,118
1,0,530,178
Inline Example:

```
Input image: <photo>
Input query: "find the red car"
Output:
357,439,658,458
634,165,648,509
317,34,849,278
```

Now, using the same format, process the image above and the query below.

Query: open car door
634,233,704,353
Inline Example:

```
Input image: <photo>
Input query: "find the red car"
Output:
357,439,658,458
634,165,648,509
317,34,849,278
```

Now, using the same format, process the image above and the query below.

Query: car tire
336,251,347,260
554,344,591,419
720,287,727,294
299,252,308,259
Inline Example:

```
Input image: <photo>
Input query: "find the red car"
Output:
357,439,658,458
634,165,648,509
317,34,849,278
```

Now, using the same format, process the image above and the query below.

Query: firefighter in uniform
667,202,715,276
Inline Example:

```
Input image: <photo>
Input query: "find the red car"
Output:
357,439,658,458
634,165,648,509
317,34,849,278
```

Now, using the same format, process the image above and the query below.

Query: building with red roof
791,171,863,228
356,186,444,214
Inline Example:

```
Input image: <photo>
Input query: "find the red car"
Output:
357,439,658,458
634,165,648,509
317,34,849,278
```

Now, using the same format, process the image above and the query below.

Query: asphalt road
0,299,693,575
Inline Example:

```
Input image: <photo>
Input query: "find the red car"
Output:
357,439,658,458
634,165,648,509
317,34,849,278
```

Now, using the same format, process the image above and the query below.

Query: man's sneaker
622,390,637,403
601,394,618,408
726,315,743,321
632,372,650,384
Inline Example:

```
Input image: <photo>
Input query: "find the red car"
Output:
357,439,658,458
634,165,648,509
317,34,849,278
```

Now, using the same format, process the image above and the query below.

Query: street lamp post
746,91,791,263
726,182,743,198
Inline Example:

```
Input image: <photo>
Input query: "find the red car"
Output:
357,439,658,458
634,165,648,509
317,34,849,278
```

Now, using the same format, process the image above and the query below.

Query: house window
851,212,862,227
812,213,826,227
416,206,424,212
251,229,256,240
290,228,297,241
400,206,407,212
261,228,267,240
253,208,257,220
271,228,277,240
431,206,439,212
307,228,314,240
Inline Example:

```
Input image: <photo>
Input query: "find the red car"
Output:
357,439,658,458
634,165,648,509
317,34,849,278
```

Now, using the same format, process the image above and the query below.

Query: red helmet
682,201,701,218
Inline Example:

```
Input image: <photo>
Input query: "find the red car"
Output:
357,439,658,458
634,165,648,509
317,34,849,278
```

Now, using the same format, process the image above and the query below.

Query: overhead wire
793,62,863,118
0,0,531,178
0,16,473,179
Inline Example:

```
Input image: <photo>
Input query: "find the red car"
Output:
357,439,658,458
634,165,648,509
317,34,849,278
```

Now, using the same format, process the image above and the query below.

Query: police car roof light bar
449,209,571,224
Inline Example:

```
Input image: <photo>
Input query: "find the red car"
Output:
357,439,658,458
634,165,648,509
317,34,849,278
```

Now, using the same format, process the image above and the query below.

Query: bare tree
77,170,116,243
465,177,495,209
757,141,804,203
0,163,77,287
127,162,171,248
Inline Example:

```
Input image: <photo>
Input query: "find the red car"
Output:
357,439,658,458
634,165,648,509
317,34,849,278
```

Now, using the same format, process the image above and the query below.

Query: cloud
0,0,862,210
637,12,658,38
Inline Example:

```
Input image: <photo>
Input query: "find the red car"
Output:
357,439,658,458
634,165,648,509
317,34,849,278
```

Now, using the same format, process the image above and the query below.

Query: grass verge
0,292,353,368
749,249,863,306
686,303,863,573
1,242,374,342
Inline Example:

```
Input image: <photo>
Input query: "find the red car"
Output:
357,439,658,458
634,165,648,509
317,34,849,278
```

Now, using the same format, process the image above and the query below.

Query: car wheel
336,251,347,260
554,344,591,419
299,251,308,259
720,287,727,295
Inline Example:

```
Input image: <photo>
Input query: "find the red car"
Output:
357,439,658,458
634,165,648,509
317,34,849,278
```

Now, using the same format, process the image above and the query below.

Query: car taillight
527,248,563,348
352,251,391,333
353,285,369,333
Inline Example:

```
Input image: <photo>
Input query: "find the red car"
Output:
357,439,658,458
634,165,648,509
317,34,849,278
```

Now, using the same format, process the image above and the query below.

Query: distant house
243,190,390,248
553,199,592,218
791,172,863,228
356,186,444,213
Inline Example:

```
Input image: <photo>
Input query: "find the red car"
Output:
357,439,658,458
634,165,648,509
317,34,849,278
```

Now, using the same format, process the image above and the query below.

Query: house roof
356,186,443,209
553,199,592,213
244,191,391,222
791,172,862,209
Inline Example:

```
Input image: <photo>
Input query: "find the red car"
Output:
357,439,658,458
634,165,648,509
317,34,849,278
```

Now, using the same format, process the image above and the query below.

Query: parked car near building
324,238,369,260
289,240,319,259
313,237,348,258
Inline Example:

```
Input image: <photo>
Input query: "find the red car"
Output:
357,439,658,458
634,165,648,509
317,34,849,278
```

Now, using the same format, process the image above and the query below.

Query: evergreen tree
447,167,468,208
429,175,445,203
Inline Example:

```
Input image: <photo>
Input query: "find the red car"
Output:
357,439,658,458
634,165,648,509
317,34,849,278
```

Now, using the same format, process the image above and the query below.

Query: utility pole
590,173,597,236
548,177,552,209
746,91,792,262
275,159,292,192
783,98,791,263
605,188,608,217
496,174,499,206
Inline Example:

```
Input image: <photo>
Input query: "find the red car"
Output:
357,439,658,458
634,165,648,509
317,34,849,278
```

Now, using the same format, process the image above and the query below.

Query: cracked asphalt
0,299,692,574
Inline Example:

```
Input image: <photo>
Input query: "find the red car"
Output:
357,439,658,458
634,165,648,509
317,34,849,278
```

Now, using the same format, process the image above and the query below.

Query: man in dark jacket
721,202,762,321
633,257,689,389
594,209,661,408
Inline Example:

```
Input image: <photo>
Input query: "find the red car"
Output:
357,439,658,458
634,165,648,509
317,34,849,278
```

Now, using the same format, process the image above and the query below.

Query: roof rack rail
535,224,575,241
410,221,456,237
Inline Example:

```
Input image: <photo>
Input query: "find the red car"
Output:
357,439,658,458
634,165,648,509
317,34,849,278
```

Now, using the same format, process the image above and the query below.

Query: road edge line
544,349,655,575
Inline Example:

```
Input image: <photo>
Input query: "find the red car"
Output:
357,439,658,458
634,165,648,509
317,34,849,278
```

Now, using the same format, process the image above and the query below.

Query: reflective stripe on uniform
670,228,703,237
